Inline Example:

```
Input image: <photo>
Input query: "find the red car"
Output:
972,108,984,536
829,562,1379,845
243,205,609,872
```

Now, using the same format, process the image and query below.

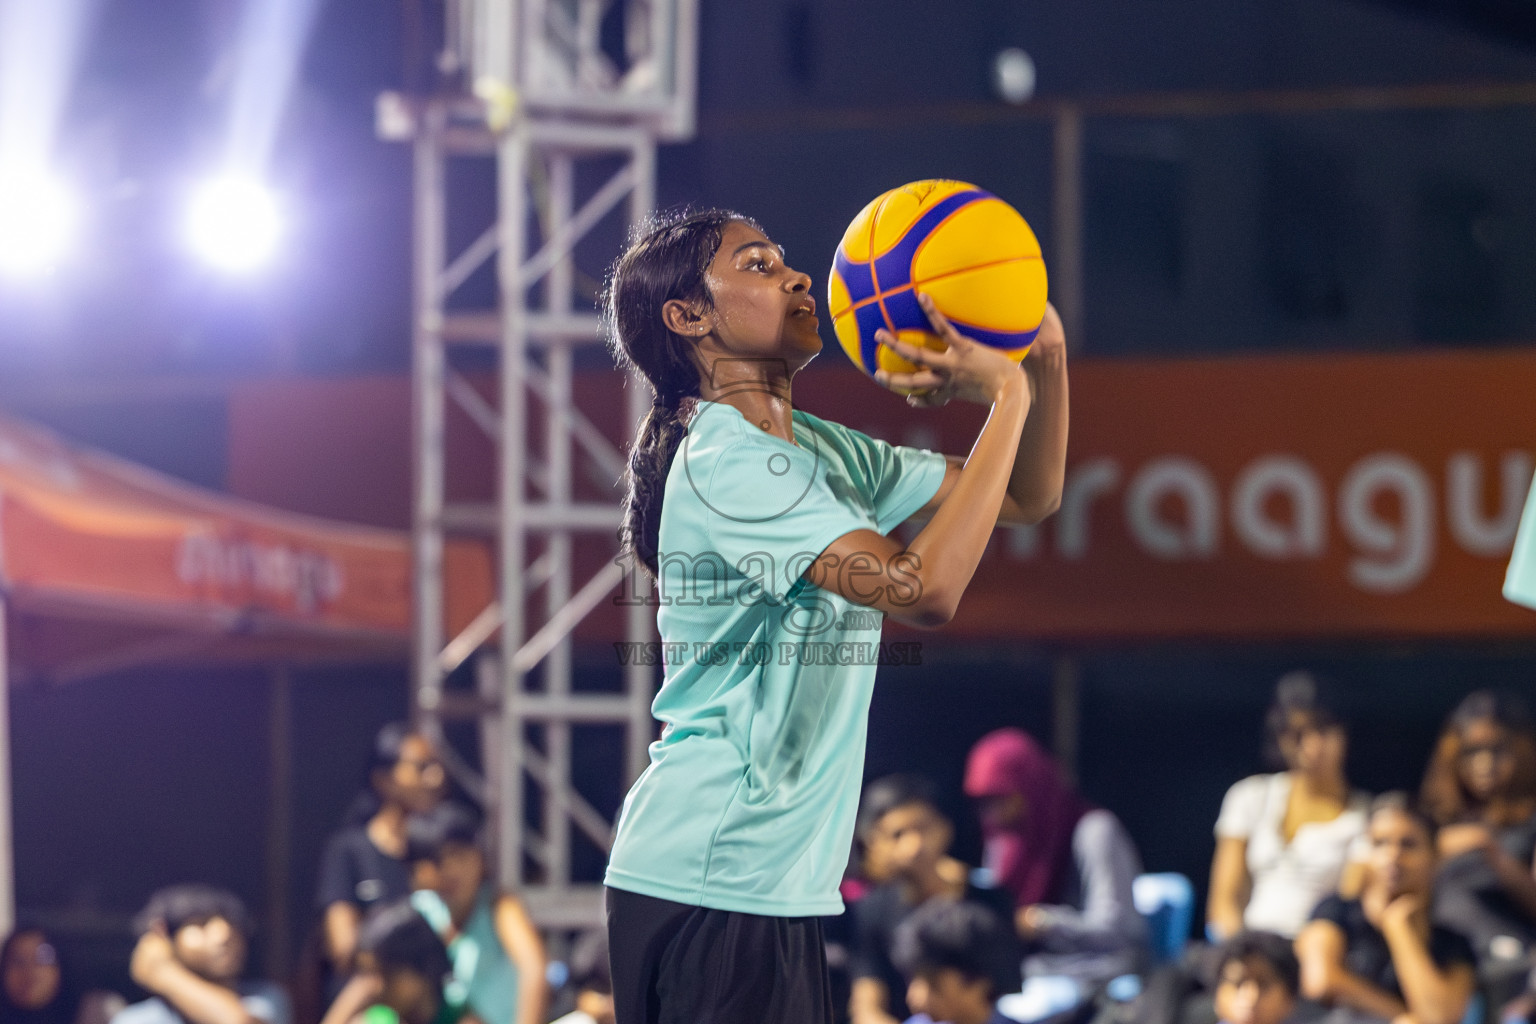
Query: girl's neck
902,856,967,905
367,803,408,857
448,885,483,925
1290,768,1348,801
698,363,795,443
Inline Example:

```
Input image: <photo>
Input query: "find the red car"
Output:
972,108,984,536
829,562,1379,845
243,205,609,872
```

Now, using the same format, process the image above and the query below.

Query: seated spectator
548,931,612,1024
1419,690,1536,1000
2,926,123,1024
893,900,1021,1024
406,805,547,1024
1209,673,1370,941
849,774,1016,1024
320,902,480,1024
1213,932,1300,1024
963,729,1146,995
111,885,290,1024
317,725,446,981
1295,793,1476,1024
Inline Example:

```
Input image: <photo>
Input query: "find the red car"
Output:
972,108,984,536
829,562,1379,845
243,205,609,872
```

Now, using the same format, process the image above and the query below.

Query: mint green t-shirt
1506,473,1536,609
604,399,947,916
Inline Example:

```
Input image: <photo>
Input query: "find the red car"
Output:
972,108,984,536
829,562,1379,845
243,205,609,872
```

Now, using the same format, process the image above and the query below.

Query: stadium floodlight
0,170,76,278
187,177,281,273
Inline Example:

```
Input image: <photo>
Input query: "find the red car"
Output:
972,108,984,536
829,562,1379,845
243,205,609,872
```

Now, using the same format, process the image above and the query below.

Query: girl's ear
662,299,710,338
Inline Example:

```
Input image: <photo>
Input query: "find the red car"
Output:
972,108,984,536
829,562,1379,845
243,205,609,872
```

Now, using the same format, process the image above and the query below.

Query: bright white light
993,48,1037,104
0,172,75,278
187,178,281,272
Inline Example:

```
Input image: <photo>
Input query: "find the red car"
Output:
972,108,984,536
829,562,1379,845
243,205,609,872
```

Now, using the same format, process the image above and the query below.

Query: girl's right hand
872,292,1026,408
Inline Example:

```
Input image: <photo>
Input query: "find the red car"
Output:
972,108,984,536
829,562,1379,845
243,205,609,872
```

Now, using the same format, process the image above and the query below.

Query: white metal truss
390,0,697,928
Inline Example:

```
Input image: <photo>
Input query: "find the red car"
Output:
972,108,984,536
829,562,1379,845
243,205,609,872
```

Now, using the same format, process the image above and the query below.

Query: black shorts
605,886,834,1024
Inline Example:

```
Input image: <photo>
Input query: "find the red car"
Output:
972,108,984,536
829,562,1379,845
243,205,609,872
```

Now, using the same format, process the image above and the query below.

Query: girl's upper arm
493,894,546,966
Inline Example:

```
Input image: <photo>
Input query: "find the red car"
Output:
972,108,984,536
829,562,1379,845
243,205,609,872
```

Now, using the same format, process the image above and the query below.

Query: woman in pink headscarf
964,728,1147,1005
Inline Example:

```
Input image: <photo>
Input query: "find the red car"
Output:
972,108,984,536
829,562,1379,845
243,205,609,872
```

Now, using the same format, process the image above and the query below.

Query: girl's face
1278,713,1346,777
377,965,438,1024
436,842,487,913
1215,956,1296,1024
870,803,952,881
1365,808,1436,899
172,915,246,984
975,792,1025,833
1458,718,1518,803
382,735,446,814
688,220,820,372
3,932,60,1010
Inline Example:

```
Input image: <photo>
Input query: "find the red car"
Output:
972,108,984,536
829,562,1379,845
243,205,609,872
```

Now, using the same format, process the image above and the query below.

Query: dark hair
891,900,1020,1000
604,207,763,576
856,774,945,841
358,900,452,987
566,928,611,996
1216,931,1300,997
1369,790,1438,842
406,803,484,863
133,884,251,938
1421,689,1536,827
1262,671,1345,770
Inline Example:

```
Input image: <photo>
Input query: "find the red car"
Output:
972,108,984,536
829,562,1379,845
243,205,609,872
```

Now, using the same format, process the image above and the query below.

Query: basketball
827,179,1048,389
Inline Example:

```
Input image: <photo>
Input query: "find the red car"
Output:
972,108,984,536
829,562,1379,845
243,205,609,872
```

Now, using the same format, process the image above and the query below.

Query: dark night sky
4,0,1535,383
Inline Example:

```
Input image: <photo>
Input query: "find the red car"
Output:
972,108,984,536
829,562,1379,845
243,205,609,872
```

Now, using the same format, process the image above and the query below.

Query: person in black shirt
891,900,1021,1024
316,724,446,985
849,774,1016,1024
1296,793,1476,1024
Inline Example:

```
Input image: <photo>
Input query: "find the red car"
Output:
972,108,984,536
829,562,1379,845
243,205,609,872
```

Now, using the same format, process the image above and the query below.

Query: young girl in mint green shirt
602,208,1070,1024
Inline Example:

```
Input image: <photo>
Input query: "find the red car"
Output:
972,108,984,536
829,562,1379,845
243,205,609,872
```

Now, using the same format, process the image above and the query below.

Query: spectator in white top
1208,672,1370,941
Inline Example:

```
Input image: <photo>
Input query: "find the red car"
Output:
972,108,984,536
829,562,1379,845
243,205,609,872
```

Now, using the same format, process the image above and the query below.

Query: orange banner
0,414,491,664
229,351,1536,643
795,349,1536,639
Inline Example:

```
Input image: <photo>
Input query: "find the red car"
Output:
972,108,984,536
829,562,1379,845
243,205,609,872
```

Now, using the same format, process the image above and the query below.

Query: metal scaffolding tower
387,0,697,928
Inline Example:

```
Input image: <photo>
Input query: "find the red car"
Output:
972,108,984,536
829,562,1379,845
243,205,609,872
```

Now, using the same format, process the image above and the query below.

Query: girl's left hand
873,292,1026,408
1027,302,1066,362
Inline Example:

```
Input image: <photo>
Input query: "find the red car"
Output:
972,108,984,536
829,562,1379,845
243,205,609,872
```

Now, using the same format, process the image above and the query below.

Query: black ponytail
604,208,761,576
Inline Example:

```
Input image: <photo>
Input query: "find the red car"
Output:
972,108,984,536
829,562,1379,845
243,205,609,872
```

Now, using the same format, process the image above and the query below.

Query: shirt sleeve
1309,894,1350,927
1430,927,1477,971
699,434,875,602
1214,776,1267,840
825,421,948,534
1034,810,1147,954
315,830,357,910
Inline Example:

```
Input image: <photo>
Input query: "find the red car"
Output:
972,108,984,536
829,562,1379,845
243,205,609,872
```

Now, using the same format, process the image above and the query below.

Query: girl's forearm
1008,347,1068,522
905,375,1029,623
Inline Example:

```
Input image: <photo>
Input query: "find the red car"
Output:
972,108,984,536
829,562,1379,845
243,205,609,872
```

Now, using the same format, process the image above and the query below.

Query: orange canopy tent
0,411,491,933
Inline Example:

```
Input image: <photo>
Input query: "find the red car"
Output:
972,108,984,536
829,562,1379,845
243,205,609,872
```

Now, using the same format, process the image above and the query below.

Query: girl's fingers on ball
879,370,943,392
880,335,939,367
917,292,965,345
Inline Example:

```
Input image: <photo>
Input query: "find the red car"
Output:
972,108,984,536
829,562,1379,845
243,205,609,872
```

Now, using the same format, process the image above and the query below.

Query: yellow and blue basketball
828,180,1048,388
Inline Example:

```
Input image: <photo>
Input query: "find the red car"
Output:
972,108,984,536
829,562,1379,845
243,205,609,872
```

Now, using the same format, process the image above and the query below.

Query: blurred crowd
7,680,1536,1024
834,678,1536,1024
